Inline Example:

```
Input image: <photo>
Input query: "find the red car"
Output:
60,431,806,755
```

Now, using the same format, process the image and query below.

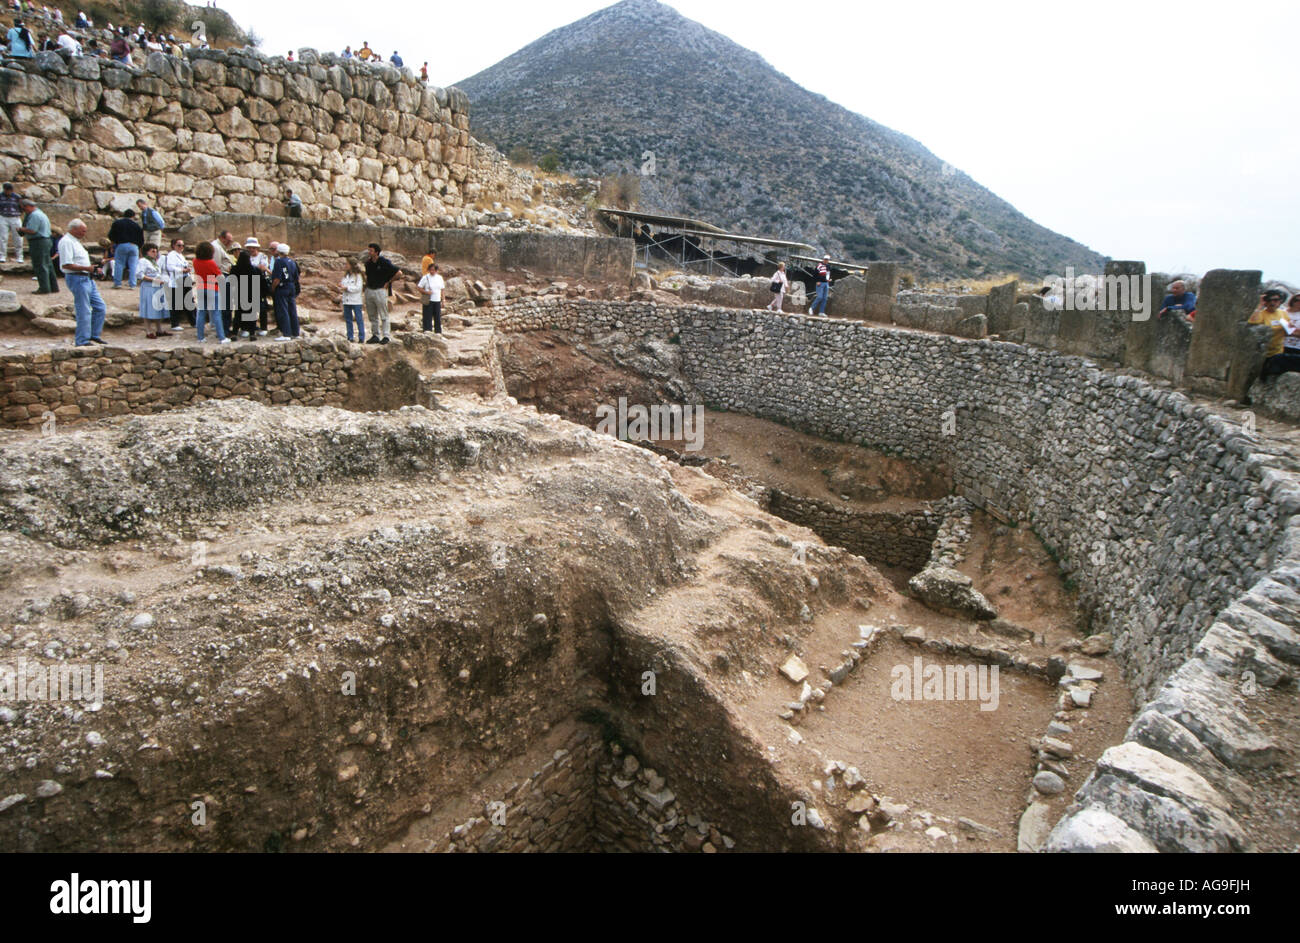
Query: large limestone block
94,191,147,214
1093,742,1229,812
179,152,237,178
214,107,258,140
1125,710,1253,809
278,140,323,166
1044,805,1157,853
133,121,179,151
190,58,227,85
1186,268,1261,384
1073,772,1248,852
192,131,228,157
986,279,1019,334
56,76,102,116
10,104,70,138
907,565,997,620
3,70,56,105
1150,660,1279,769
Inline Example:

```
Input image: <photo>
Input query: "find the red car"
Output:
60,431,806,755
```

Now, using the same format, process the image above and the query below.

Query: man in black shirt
362,242,400,344
107,209,144,289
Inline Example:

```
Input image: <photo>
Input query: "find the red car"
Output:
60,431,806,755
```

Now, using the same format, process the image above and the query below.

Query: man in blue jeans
810,254,832,315
58,220,106,346
107,208,144,288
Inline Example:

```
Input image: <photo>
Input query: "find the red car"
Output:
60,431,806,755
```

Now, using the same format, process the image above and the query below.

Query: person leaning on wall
1249,289,1300,378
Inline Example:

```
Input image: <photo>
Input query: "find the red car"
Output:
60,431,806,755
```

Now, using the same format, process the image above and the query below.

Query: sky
221,0,1300,282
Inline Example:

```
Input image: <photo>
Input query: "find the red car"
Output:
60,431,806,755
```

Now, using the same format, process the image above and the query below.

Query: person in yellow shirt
1250,289,1300,376
420,249,436,276
356,42,373,61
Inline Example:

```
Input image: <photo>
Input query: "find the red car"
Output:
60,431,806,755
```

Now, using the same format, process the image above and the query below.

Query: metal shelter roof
599,208,815,252
789,254,871,272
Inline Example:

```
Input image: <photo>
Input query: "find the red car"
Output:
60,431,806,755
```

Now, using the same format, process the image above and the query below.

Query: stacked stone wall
1,45,475,229
480,297,1294,703
0,336,360,428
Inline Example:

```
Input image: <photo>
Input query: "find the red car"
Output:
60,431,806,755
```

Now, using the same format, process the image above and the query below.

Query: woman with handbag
768,262,789,312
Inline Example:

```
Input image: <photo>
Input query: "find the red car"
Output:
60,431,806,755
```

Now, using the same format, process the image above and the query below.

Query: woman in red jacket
192,241,228,343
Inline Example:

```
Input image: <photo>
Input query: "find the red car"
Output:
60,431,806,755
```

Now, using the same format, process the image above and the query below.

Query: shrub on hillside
140,0,183,32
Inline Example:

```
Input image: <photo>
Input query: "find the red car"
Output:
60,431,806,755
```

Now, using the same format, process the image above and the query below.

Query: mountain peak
459,1,1104,276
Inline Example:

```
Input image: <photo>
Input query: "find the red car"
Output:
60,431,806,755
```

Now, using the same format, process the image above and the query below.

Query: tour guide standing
18,197,56,294
810,254,832,316
363,242,399,344
270,243,301,341
0,183,23,264
59,219,107,346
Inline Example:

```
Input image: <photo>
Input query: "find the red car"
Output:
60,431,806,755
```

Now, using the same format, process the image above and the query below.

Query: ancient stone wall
0,336,360,429
175,214,633,283
765,491,937,570
483,294,1300,851
0,45,477,229
480,297,1292,699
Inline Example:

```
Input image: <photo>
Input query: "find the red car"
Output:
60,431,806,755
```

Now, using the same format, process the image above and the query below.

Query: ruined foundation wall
482,297,1294,703
765,491,937,570
175,214,633,283
0,337,363,429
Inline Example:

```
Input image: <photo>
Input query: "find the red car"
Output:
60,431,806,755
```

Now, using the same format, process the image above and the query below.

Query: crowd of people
5,186,449,348
4,7,435,85
339,42,429,81
3,10,197,61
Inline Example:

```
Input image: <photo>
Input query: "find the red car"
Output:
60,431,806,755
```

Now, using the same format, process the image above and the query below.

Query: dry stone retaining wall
482,296,1300,851
0,337,361,428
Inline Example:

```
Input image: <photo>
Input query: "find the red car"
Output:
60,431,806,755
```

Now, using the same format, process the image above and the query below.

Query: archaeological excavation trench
0,299,1297,853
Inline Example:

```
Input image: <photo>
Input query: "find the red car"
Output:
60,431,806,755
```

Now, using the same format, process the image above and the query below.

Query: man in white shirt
161,237,191,331
58,219,106,346
56,31,82,55
211,230,238,333
418,263,445,334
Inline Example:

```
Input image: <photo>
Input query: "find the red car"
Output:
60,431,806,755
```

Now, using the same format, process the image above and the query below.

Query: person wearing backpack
136,198,164,249
768,262,789,312
5,19,34,58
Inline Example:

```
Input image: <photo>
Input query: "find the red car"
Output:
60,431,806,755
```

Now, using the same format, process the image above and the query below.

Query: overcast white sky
223,0,1299,281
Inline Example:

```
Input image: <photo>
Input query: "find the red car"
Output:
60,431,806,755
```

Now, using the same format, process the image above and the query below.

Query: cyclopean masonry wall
176,214,633,283
481,295,1300,851
0,44,483,228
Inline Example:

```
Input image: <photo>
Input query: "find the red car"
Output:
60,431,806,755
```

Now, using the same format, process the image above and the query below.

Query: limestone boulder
10,105,70,138
907,565,997,620
2,70,56,105
1044,805,1157,853
87,115,135,150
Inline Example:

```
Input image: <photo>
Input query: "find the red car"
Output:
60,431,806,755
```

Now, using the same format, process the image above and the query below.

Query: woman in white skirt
768,262,789,311
137,244,169,338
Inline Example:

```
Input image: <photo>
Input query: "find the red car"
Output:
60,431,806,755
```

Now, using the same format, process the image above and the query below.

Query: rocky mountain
458,0,1106,277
